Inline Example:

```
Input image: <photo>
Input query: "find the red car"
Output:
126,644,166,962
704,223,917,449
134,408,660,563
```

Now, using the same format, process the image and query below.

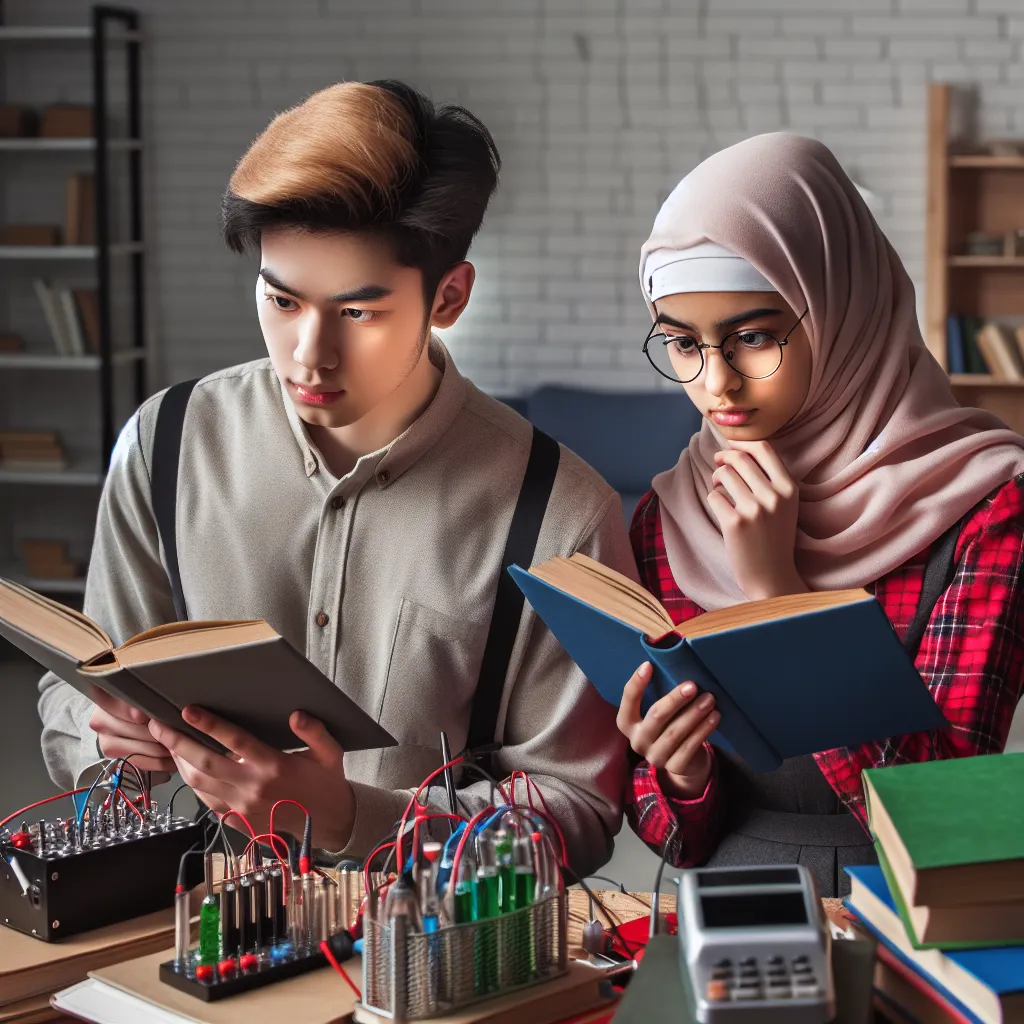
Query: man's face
257,228,431,429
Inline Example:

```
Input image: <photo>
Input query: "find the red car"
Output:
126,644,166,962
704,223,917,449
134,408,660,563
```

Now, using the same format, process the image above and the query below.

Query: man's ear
430,262,475,329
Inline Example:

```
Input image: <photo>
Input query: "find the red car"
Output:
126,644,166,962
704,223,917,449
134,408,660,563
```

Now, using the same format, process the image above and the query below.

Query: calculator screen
699,890,808,929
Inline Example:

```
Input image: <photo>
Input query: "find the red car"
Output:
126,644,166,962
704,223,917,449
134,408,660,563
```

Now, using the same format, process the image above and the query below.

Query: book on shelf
846,865,1024,1024
64,173,95,246
19,540,82,582
509,553,946,773
0,225,60,246
975,324,1024,381
0,105,38,138
0,579,397,756
946,317,966,375
0,333,24,353
863,753,1024,949
32,280,98,356
39,105,92,139
0,431,67,471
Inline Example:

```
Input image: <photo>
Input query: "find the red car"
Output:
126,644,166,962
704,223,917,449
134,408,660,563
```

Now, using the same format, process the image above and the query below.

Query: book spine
644,637,782,773
946,316,966,375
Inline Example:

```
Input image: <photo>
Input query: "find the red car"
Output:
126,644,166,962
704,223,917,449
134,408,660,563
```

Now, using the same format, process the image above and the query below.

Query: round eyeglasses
642,307,809,384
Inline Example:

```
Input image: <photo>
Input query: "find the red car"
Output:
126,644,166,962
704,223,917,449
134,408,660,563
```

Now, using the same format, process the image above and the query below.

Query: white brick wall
4,0,1024,395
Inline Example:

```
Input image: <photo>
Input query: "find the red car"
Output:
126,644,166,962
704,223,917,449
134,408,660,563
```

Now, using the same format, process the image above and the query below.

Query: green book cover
961,315,989,374
863,753,1024,871
873,842,1024,951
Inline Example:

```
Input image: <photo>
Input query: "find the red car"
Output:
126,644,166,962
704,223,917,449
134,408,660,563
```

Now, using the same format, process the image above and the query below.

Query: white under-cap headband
643,241,775,301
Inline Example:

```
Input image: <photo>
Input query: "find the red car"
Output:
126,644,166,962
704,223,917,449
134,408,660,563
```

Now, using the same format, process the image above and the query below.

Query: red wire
395,756,464,874
0,787,91,831
320,939,361,998
115,788,145,821
363,841,395,896
239,832,292,869
219,809,257,840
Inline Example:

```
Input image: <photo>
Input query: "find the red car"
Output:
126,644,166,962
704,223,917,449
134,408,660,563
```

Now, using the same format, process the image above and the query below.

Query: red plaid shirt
626,473,1024,868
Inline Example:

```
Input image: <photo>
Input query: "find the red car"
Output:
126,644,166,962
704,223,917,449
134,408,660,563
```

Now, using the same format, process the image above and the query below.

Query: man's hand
88,686,175,776
616,662,719,800
707,439,807,600
148,708,355,851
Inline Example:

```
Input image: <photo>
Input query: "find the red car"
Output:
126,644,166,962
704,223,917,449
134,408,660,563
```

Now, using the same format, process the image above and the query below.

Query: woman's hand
616,662,720,799
708,439,807,600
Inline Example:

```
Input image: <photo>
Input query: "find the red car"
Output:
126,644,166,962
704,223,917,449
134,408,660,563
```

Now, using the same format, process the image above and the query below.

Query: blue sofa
501,386,702,519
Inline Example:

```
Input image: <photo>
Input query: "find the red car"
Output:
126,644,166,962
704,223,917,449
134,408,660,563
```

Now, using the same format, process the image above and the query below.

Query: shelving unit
0,5,145,598
925,82,1024,434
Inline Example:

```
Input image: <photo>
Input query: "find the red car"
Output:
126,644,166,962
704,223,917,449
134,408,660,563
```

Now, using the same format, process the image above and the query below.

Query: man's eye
343,309,379,324
270,295,297,311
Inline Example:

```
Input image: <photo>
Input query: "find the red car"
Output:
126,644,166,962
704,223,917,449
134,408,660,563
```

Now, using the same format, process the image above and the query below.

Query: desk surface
41,890,851,1024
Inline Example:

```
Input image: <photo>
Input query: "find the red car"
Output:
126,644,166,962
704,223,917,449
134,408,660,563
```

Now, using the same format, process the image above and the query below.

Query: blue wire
76,759,120,829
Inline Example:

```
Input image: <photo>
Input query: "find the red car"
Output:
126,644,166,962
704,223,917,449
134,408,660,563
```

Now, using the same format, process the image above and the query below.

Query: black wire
168,783,191,819
562,867,640,959
583,874,627,895
649,827,676,939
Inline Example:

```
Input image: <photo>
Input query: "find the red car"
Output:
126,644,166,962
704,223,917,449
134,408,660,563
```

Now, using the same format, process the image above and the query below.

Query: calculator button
766,966,788,979
767,955,784,966
792,961,813,975
711,965,733,981
734,985,761,1001
739,957,758,968
714,958,733,970
706,979,730,1002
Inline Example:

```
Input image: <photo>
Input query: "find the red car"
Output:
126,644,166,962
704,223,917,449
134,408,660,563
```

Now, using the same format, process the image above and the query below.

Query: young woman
618,133,1024,898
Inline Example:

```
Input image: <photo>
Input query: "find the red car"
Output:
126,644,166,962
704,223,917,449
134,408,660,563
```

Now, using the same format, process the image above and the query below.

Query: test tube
174,885,191,970
220,880,239,959
269,866,287,944
302,872,315,948
289,873,307,949
252,870,268,951
238,874,254,954
474,833,500,995
198,894,221,966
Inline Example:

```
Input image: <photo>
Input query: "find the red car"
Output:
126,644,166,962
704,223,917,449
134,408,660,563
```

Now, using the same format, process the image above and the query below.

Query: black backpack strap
902,518,964,661
151,378,200,623
467,427,561,760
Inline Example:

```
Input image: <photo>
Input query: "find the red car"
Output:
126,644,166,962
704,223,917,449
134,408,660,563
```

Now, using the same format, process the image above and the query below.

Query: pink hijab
640,133,1024,611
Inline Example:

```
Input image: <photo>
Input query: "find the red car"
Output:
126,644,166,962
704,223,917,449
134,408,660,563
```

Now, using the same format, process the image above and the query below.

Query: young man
37,81,633,874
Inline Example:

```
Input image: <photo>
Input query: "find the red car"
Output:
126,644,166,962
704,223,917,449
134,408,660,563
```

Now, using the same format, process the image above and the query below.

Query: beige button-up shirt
37,343,636,874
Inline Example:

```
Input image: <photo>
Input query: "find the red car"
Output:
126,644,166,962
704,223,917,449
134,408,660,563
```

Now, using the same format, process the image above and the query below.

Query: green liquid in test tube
474,833,501,995
513,836,537,978
198,895,221,966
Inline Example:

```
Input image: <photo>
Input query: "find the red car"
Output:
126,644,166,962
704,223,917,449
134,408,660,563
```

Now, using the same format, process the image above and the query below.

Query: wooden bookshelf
925,82,1024,434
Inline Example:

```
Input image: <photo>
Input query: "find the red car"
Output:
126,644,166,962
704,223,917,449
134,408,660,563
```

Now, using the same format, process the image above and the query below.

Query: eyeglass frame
642,306,810,384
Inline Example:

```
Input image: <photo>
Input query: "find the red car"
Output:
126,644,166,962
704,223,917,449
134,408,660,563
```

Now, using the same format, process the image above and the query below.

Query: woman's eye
736,331,774,348
270,295,297,311
343,308,379,324
665,335,698,353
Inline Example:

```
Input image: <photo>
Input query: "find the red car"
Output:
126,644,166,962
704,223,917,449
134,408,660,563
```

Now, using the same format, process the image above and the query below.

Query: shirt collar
279,337,469,486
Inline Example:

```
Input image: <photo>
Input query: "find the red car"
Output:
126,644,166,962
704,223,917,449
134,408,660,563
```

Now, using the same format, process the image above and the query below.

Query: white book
32,279,73,356
56,286,87,356
51,978,189,1024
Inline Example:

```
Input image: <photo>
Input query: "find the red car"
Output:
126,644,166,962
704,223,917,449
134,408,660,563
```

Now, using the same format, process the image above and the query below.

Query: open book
0,579,395,755
510,554,947,772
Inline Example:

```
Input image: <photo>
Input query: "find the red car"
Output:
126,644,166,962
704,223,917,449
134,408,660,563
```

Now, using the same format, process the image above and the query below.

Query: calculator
675,864,834,1024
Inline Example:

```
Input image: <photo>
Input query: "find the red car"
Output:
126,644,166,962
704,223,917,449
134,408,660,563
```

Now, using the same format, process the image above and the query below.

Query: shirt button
377,469,390,485
315,611,329,628
330,495,345,510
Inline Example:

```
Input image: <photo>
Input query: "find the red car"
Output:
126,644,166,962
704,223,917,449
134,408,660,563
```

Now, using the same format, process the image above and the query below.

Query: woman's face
650,290,813,442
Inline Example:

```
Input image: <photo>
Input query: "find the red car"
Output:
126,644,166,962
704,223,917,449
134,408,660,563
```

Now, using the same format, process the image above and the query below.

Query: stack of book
0,431,67,472
845,754,1024,1024
20,539,81,581
0,907,178,1024
947,317,1024,381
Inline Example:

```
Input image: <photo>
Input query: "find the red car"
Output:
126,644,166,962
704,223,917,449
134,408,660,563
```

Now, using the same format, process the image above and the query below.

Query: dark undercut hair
222,80,501,301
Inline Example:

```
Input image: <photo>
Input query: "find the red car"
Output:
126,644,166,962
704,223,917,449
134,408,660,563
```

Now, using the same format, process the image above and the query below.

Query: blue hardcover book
947,316,967,375
846,865,1024,1024
509,555,947,773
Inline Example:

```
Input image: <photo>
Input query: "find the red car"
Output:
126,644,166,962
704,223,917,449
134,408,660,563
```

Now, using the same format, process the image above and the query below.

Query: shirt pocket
378,597,489,750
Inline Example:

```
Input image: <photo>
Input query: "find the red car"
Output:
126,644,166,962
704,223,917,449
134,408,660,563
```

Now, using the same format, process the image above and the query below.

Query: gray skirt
705,750,877,899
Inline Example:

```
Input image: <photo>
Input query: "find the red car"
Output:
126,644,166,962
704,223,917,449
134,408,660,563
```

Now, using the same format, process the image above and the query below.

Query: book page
679,588,871,639
111,621,277,668
0,579,111,664
529,555,675,638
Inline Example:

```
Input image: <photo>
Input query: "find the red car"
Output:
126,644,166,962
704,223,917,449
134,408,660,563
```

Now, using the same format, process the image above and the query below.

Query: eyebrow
259,267,392,304
655,307,785,332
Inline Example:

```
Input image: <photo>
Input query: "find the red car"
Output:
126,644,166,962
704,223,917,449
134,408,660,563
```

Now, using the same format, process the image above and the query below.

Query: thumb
289,711,345,771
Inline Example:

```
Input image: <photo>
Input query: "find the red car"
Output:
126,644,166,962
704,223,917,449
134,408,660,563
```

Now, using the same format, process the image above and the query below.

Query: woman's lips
710,408,755,426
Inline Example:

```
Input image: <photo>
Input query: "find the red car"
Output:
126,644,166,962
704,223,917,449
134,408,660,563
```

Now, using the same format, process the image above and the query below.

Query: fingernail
181,706,198,723
294,711,308,728
678,682,695,696
709,711,721,726
698,693,715,710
